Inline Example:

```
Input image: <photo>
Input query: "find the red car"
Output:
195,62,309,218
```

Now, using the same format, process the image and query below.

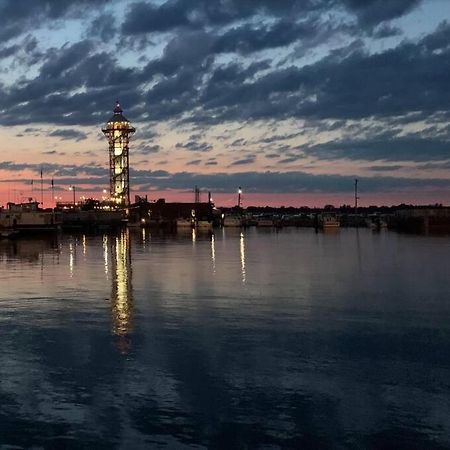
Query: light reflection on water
110,231,133,353
0,228,450,448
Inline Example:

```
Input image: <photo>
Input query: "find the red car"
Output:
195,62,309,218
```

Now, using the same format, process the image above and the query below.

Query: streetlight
238,186,242,208
69,185,76,206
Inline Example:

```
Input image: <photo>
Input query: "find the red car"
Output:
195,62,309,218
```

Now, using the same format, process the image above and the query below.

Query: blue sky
0,0,450,206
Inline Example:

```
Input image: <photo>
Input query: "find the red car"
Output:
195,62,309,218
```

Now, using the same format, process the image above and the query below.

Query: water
0,228,449,449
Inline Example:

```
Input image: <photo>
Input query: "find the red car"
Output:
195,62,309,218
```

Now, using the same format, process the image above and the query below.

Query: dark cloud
2,159,448,195
368,165,404,171
230,156,256,166
0,0,444,191
342,0,422,28
176,141,213,152
135,127,159,142
48,129,87,141
133,169,450,194
303,135,450,162
4,8,443,131
212,19,322,55
278,155,305,164
0,0,109,42
0,44,20,58
230,138,246,147
0,160,105,178
122,0,420,36
136,144,161,155
185,21,450,128
186,159,202,166
258,132,303,144
88,13,117,43
371,24,402,39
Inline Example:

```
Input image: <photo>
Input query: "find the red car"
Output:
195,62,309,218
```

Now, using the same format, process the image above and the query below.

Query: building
102,102,136,207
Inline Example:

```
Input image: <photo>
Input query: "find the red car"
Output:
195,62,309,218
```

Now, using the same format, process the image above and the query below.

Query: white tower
102,102,136,207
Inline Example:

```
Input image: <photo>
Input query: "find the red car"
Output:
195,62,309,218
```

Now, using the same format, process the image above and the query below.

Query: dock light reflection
141,227,147,248
192,228,196,244
102,235,109,277
110,230,133,353
211,233,216,274
240,232,246,283
69,241,75,277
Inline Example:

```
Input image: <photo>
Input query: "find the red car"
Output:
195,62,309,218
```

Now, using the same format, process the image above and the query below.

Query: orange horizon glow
1,187,449,209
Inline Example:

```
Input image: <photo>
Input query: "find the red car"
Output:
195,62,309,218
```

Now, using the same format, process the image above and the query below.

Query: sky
0,0,450,207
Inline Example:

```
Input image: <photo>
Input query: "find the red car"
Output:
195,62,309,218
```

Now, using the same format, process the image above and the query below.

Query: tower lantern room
102,101,136,207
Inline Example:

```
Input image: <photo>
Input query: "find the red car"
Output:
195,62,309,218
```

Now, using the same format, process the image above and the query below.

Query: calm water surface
0,228,449,449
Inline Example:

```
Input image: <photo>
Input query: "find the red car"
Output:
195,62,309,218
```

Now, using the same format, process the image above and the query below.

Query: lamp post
69,185,76,206
238,187,242,209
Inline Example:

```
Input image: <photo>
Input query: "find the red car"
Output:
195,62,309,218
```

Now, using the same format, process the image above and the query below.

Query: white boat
320,213,340,229
256,217,273,227
366,214,387,230
223,215,243,227
0,201,61,232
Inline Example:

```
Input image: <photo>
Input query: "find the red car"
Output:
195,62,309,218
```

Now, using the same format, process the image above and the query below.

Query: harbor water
0,228,449,448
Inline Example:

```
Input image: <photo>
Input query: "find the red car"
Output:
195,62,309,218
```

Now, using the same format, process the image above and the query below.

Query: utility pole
238,187,242,209
354,179,359,215
40,168,43,207
194,185,200,203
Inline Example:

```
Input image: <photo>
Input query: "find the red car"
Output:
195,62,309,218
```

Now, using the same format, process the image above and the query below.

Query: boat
255,215,274,227
0,201,62,232
223,215,243,227
366,214,388,230
319,213,340,229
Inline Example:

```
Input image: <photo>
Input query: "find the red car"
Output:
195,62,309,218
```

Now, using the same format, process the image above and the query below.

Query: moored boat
319,213,340,229
223,215,243,227
0,201,61,232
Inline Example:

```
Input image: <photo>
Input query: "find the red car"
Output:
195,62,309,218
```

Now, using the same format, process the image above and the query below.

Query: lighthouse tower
102,101,136,207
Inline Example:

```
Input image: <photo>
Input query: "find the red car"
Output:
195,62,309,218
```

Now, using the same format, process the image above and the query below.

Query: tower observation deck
102,102,136,207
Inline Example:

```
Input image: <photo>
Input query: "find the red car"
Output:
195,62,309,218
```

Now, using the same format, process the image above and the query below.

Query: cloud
0,160,105,178
88,13,117,43
0,0,445,201
342,0,422,28
303,135,450,162
186,159,202,166
48,129,87,141
176,141,213,152
229,156,256,166
122,0,420,37
133,169,450,194
0,0,109,43
212,19,323,55
136,144,161,155
368,164,404,171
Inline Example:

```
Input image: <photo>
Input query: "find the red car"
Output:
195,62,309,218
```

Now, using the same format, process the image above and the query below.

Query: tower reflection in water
109,229,133,353
240,231,246,284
